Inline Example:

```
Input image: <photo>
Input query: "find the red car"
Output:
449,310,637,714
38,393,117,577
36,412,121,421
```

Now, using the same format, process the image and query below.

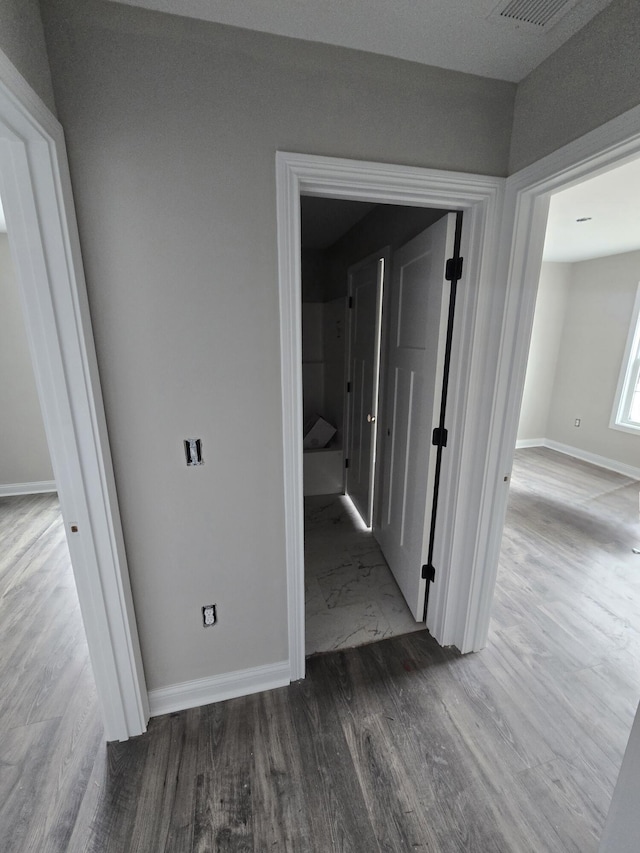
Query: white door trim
469,103,640,653
276,151,504,680
0,51,148,740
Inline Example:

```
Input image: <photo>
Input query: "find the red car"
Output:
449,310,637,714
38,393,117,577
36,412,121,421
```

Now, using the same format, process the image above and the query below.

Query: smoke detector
488,0,584,32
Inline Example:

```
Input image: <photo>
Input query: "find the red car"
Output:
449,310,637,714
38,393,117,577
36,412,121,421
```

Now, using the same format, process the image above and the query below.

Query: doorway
300,198,452,655
0,194,101,737
277,151,505,679
480,125,640,848
0,63,148,740
494,154,640,777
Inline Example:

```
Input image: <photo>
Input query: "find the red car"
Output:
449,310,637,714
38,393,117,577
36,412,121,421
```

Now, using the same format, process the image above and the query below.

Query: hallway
2,450,639,851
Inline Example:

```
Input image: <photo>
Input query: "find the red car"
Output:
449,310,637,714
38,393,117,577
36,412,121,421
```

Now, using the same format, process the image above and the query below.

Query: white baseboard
0,480,56,497
148,660,291,717
515,438,545,449
536,439,640,481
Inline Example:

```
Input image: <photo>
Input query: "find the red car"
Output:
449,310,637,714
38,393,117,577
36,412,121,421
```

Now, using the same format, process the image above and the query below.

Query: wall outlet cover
202,604,217,626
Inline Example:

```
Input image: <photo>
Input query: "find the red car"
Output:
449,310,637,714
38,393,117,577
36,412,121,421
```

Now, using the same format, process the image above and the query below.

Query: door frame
276,151,504,680
468,103,640,654
344,248,388,529
0,52,148,740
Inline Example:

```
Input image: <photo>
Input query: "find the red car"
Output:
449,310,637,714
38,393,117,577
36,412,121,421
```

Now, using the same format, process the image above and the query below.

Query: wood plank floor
2,448,639,852
0,493,103,853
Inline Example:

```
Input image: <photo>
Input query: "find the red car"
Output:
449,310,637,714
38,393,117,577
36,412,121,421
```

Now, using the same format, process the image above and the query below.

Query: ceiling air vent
488,0,583,31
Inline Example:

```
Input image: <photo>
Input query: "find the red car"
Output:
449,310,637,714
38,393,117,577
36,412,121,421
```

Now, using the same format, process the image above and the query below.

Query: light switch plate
185,438,203,466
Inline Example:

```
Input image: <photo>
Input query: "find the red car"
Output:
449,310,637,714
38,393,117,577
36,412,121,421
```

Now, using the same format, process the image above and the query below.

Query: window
611,282,640,434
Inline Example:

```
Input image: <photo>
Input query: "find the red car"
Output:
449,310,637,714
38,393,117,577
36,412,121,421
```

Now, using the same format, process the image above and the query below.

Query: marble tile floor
304,494,426,655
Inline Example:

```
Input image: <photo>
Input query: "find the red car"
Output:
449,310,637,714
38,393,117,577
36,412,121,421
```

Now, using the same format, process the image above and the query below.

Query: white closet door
345,252,385,527
376,214,455,620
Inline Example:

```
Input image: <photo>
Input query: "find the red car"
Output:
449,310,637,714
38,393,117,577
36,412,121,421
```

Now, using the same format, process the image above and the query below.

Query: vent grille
490,0,581,29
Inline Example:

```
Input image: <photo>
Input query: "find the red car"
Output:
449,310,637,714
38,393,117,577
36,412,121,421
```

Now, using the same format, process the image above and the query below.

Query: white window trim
610,281,640,435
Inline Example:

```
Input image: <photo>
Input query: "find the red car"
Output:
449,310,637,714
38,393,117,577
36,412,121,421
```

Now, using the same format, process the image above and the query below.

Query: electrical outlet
574,418,581,427
202,604,217,627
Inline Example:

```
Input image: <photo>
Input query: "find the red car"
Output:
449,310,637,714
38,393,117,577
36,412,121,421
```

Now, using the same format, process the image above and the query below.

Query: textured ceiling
108,0,614,82
544,157,640,263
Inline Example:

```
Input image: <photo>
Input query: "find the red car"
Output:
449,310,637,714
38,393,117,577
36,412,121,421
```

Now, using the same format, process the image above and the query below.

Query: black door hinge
445,256,463,282
348,296,353,308
432,427,448,447
345,458,350,469
422,564,435,582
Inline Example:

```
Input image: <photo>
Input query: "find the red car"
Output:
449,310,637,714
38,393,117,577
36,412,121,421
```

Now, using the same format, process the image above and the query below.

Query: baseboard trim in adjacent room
148,660,291,717
0,480,57,497
543,439,640,481
515,438,545,449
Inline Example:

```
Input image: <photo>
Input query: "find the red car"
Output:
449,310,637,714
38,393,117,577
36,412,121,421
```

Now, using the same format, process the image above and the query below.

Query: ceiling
543,156,640,263
301,198,376,249
110,0,614,83
3,1,637,260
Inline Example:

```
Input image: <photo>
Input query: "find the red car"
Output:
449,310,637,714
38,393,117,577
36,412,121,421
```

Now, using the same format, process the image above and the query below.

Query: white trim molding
515,438,640,480
276,151,505,677
610,281,640,436
0,480,56,496
148,661,291,717
515,438,545,449
543,440,640,482
469,101,640,654
0,49,148,741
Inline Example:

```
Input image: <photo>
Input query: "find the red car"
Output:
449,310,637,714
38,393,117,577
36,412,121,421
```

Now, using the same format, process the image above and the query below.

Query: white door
345,252,386,527
375,214,456,620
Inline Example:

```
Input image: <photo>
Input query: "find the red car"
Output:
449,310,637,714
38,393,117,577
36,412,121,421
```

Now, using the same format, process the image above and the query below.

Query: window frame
611,281,640,435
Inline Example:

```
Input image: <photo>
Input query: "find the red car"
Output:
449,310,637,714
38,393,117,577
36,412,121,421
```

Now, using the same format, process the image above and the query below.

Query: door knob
367,414,376,423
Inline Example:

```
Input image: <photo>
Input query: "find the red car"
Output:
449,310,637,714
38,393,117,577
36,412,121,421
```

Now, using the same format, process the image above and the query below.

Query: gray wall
518,253,640,471
0,0,55,112
546,251,640,468
301,249,331,303
0,234,54,486
510,0,640,173
518,263,571,441
39,0,515,691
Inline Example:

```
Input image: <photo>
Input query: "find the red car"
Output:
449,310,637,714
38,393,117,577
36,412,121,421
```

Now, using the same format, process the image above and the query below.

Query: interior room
493,155,640,845
0,195,101,802
0,199,55,500
3,0,640,849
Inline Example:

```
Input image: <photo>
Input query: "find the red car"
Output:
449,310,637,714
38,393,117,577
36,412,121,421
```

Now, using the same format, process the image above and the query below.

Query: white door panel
376,214,455,620
345,252,386,527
